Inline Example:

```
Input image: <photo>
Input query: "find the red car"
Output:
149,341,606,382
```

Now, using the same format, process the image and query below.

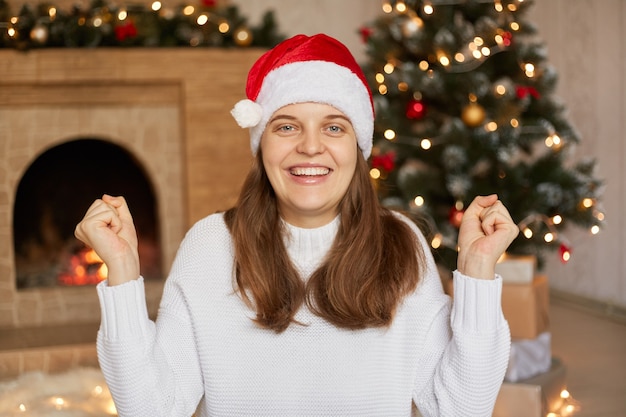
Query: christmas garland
0,0,284,50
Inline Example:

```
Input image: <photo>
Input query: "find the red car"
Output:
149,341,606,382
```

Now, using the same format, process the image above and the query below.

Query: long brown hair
224,152,424,332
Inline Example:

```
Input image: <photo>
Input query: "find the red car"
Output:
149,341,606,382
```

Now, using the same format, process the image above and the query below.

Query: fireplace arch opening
13,138,163,289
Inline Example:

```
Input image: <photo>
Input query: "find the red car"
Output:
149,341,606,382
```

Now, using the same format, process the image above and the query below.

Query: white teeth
291,167,330,176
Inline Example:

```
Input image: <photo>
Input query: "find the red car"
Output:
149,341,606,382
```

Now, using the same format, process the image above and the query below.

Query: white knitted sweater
96,213,510,417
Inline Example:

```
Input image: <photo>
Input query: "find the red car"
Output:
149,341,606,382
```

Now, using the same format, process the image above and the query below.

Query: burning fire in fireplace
57,247,108,286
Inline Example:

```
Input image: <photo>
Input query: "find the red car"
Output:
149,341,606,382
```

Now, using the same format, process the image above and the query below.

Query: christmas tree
360,0,605,270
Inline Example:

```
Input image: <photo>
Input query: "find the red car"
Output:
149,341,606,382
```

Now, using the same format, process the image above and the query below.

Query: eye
325,124,344,135
273,123,297,135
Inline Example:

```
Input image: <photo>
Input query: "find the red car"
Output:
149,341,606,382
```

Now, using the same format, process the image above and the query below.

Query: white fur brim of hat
231,60,374,159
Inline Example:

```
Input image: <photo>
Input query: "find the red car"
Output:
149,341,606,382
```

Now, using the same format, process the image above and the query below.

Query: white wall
234,0,626,309
527,1,625,310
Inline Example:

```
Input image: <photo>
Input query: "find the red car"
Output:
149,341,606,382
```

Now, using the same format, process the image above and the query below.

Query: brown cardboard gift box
502,275,550,339
494,358,568,417
443,274,550,340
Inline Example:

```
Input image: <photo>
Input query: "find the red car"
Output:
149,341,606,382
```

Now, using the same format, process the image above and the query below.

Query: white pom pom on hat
230,33,375,159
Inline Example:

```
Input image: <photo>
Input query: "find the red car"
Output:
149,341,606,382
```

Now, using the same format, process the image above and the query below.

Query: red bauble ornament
115,21,138,42
406,99,426,120
516,85,540,100
502,31,513,47
448,206,465,228
359,27,373,43
559,243,572,263
371,151,396,172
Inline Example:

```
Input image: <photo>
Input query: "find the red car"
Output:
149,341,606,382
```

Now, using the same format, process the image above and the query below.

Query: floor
549,297,626,417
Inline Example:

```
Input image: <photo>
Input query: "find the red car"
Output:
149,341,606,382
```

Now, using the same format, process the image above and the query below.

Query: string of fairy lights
368,0,605,268
0,0,282,49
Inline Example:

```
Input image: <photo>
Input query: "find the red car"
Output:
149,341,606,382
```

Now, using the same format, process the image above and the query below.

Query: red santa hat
231,33,375,159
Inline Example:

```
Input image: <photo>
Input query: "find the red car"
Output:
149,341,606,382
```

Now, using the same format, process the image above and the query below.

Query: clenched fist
75,194,140,286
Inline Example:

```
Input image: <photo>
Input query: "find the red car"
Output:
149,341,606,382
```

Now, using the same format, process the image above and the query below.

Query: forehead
270,102,351,120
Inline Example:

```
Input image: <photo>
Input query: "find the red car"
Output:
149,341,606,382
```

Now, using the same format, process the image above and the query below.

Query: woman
76,34,519,417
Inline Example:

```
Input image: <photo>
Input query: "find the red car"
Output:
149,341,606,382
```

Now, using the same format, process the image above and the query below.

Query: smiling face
260,102,359,228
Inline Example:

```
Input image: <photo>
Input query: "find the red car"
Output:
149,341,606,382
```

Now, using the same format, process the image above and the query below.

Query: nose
296,129,325,155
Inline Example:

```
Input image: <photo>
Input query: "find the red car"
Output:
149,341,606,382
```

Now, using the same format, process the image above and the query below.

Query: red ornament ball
559,243,572,263
371,151,396,172
406,99,426,120
448,206,465,228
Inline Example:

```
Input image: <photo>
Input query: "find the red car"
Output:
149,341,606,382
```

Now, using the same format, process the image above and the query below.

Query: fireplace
14,138,162,289
0,47,261,379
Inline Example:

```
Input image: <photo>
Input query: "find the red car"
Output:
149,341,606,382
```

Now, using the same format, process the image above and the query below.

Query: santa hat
231,33,375,159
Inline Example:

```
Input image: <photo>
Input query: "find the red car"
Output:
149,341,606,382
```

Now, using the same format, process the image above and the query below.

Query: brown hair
224,152,424,332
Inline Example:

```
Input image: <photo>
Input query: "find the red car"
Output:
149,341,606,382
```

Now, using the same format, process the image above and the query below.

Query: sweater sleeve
413,271,511,417
96,272,203,416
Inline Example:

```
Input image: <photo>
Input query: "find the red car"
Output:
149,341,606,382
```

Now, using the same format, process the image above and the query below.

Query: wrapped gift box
505,331,552,382
494,358,567,417
496,254,537,284
502,275,550,339
442,275,550,340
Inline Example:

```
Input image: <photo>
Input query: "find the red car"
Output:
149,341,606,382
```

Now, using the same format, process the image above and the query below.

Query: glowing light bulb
420,139,432,150
384,63,395,74
384,129,396,140
431,234,442,249
545,133,562,148
414,196,425,207
423,4,434,15
151,1,161,11
495,84,506,95
582,198,594,208
117,10,127,20
378,84,388,94
591,225,600,235
218,21,230,33
544,232,554,243
197,14,208,25
395,1,407,13
370,168,381,179
560,389,570,399
382,2,393,13
524,62,535,77
183,5,194,15
419,60,429,71
552,215,562,225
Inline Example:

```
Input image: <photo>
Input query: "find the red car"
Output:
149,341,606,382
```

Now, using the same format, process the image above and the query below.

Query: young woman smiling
75,33,519,417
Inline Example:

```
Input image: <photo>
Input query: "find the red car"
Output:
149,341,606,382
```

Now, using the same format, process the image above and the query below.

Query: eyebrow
268,113,351,124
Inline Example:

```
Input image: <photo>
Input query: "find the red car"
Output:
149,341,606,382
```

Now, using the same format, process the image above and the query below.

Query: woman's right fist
75,194,140,286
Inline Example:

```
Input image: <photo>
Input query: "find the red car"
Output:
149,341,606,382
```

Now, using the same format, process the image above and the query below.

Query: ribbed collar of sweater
281,216,340,278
